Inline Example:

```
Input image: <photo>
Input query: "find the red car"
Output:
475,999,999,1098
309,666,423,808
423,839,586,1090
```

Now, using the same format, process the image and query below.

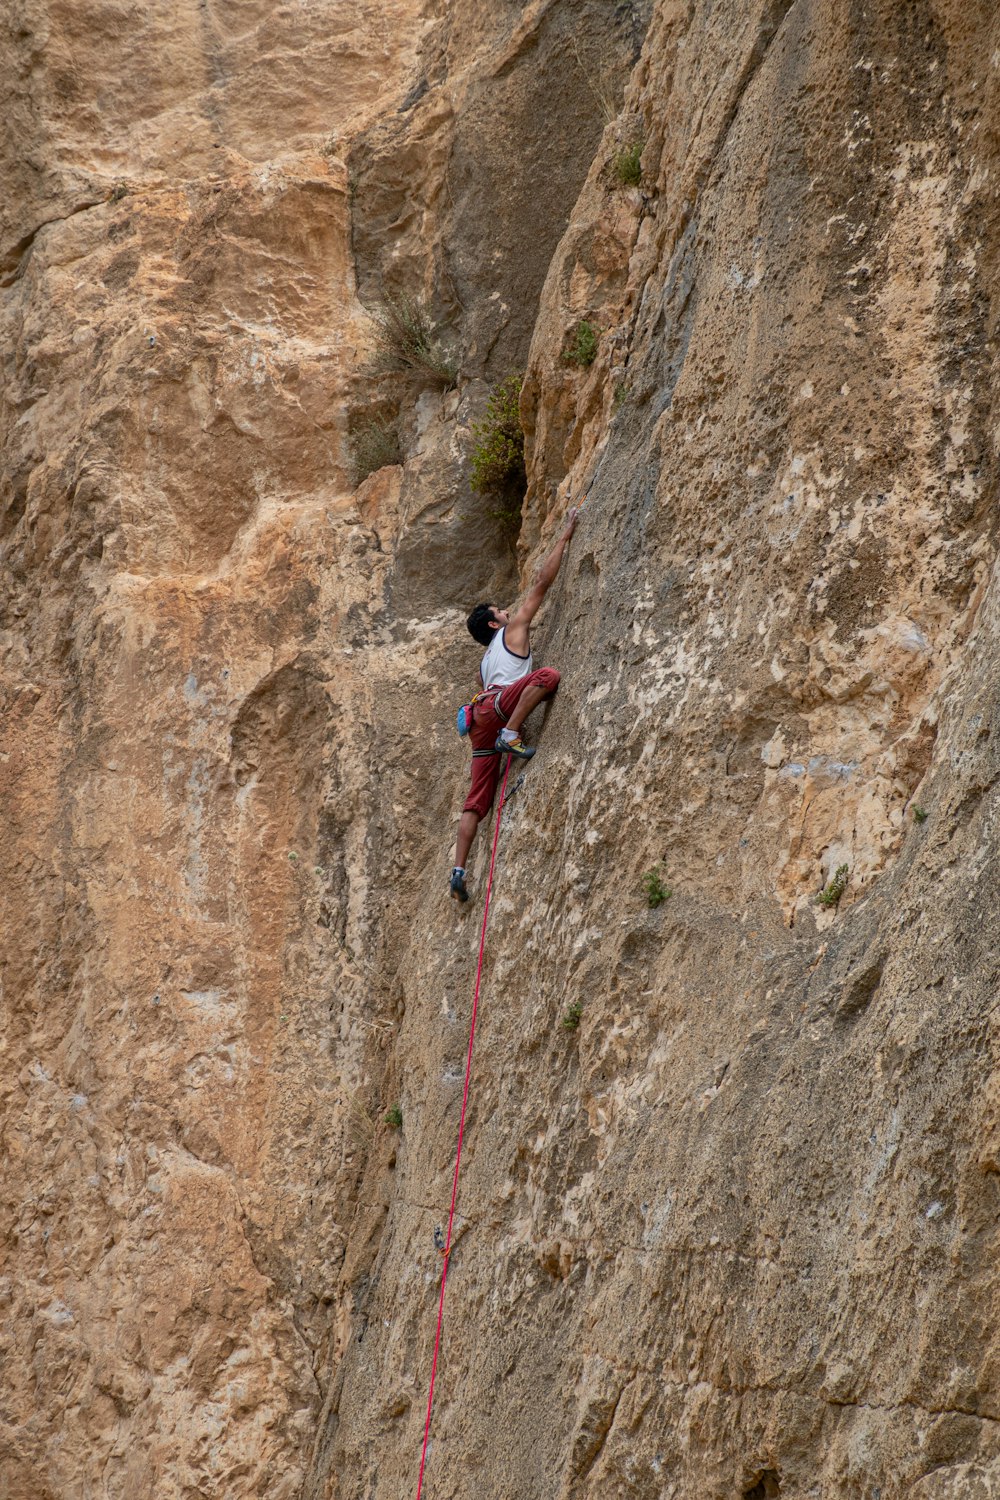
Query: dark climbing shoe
496,734,535,759
449,868,469,902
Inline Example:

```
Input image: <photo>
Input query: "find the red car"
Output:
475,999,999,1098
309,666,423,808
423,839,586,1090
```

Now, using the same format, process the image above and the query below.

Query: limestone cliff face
3,2,1000,1499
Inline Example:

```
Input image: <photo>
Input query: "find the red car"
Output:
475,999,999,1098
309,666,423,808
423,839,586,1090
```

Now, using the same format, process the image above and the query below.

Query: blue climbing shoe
496,734,535,759
449,868,469,902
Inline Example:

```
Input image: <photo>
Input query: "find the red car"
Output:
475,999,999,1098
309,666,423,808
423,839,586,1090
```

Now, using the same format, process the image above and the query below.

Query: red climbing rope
414,756,513,1500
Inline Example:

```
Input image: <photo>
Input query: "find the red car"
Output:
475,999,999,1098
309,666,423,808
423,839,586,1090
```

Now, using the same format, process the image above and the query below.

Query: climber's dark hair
467,603,497,647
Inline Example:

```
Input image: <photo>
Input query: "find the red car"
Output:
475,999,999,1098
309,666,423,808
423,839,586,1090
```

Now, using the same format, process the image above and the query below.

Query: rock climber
449,505,578,902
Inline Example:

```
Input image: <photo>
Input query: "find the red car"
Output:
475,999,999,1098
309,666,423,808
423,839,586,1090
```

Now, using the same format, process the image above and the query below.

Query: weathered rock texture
3,1,1000,1498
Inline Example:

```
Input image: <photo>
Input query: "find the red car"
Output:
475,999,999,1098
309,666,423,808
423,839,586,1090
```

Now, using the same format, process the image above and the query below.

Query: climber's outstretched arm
504,506,578,655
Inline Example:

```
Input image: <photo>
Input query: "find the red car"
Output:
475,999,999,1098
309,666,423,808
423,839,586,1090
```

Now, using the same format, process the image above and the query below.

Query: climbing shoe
496,733,535,759
449,868,469,903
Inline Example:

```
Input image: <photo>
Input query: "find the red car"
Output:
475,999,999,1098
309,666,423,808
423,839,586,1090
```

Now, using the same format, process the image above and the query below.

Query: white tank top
480,627,532,688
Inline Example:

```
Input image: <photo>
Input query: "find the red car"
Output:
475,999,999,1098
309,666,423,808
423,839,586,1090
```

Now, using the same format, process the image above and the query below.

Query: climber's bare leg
454,810,480,872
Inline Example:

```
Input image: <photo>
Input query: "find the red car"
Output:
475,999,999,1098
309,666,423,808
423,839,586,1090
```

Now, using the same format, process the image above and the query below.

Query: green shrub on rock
561,1000,584,1031
612,139,643,187
469,376,526,502
642,865,672,908
816,864,849,908
563,320,598,368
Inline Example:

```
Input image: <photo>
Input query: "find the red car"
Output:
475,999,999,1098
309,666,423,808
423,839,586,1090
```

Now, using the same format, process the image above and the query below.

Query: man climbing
450,506,578,902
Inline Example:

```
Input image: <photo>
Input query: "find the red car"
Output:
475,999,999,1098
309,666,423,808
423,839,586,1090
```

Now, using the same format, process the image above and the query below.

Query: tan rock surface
4,1,1000,1498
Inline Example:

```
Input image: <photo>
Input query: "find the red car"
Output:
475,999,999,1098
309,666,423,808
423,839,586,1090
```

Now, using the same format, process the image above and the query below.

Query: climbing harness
456,686,509,738
414,755,513,1500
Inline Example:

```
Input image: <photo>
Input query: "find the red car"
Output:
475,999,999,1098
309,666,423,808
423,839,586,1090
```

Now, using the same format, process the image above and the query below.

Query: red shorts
463,668,561,819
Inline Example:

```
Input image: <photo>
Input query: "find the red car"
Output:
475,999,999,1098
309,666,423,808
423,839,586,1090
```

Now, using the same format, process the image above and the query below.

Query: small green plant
613,379,630,410
563,320,598,368
469,375,526,511
642,865,672,908
366,294,457,388
816,863,849,908
384,1104,403,1129
612,139,643,187
108,182,129,203
349,414,401,485
561,1000,583,1031
913,806,928,824
287,851,298,862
